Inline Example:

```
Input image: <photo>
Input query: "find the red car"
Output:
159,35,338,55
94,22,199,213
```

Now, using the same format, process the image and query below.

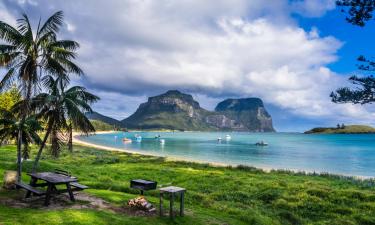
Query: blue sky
1,0,375,132
296,9,375,74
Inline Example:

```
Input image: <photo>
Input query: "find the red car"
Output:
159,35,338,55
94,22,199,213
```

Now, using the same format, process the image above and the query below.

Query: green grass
0,145,375,224
305,125,375,134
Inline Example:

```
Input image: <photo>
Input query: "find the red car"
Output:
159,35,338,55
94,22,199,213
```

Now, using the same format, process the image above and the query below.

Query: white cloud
0,2,17,26
1,0,375,126
291,0,336,17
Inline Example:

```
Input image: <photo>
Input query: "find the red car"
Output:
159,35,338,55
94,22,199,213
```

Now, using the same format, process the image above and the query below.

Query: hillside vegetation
0,145,375,224
90,120,114,131
305,125,375,134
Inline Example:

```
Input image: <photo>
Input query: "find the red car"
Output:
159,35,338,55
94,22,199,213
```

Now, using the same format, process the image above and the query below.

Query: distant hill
214,98,275,132
90,120,115,131
85,111,121,127
121,90,275,131
304,125,375,134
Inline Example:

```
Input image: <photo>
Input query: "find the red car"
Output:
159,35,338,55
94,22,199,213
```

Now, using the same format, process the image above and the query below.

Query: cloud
0,1,17,26
1,0,375,127
291,0,336,17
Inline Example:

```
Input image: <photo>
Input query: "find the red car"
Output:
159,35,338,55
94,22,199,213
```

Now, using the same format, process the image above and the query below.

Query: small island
305,124,375,134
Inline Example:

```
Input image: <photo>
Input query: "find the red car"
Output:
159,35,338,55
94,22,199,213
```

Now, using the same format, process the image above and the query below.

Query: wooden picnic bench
15,182,46,196
16,170,88,206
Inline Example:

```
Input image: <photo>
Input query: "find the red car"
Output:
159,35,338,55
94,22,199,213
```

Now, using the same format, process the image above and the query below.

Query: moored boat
123,138,132,143
255,141,268,146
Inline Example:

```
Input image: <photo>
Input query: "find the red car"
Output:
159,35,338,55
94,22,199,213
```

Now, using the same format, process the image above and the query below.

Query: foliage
0,11,83,95
305,125,375,134
22,75,98,173
0,144,375,224
332,1,375,105
0,11,85,180
331,68,375,105
337,0,375,27
90,120,114,131
0,109,41,159
0,86,21,112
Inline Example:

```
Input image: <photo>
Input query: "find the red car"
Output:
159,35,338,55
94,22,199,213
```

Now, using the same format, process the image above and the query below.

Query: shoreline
73,131,373,180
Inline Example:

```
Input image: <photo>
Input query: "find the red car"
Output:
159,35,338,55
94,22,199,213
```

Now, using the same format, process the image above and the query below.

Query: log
3,170,17,189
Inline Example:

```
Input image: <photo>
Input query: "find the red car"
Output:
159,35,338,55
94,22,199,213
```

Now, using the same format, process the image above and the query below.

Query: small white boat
217,137,222,142
160,139,165,144
255,141,268,146
123,138,132,143
225,135,231,141
136,136,142,142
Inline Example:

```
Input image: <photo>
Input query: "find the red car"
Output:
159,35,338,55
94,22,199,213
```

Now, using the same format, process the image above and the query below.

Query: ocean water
78,132,375,177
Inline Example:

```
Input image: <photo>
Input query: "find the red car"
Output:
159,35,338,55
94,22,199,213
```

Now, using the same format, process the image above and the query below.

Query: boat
217,137,222,142
136,136,142,142
123,138,132,143
225,135,231,141
255,141,268,146
160,139,165,144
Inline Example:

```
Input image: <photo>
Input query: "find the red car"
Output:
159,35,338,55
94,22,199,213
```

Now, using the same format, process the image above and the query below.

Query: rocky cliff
214,98,275,132
121,90,215,130
121,90,275,131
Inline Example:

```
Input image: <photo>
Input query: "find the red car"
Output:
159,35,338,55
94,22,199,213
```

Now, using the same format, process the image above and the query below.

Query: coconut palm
28,75,99,172
0,109,41,181
0,11,83,179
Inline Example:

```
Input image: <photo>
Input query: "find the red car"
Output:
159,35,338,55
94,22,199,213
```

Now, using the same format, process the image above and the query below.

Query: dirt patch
0,191,157,217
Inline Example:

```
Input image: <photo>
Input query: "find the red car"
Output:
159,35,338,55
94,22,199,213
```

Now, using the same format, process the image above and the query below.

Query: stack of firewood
127,196,155,212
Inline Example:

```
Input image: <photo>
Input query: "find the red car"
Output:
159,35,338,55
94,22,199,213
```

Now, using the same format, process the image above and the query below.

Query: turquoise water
78,132,375,177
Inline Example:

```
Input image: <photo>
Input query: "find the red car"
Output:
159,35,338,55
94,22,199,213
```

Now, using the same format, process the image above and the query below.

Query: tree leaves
337,0,375,27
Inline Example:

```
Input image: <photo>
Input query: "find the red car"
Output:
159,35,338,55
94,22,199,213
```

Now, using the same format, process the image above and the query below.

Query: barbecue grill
130,179,157,195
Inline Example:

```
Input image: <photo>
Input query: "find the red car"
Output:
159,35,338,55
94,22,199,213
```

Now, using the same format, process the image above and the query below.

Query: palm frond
0,52,21,67
0,68,15,91
17,13,33,42
0,44,17,54
56,58,83,76
50,40,79,51
37,11,64,38
43,55,67,76
0,21,23,45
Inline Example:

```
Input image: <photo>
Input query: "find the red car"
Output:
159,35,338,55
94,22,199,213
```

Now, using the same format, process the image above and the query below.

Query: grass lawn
0,144,375,224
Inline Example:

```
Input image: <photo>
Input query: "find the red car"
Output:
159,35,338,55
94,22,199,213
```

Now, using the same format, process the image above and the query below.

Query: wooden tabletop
159,186,186,193
28,172,77,184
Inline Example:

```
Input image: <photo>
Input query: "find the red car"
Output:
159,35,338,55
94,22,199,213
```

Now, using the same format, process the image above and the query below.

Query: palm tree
0,11,83,179
0,109,41,181
29,75,99,172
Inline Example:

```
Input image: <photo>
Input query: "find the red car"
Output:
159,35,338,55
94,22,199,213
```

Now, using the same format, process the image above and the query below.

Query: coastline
73,131,234,167
73,131,373,180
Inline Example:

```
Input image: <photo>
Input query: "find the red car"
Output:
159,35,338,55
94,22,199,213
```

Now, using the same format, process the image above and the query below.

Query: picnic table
18,171,87,206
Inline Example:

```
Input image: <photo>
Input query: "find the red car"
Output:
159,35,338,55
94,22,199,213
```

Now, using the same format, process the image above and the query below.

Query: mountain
122,90,215,130
213,98,275,132
121,90,275,131
85,111,122,127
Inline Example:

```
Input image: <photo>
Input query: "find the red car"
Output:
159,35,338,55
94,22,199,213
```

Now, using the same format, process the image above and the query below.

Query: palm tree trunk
50,128,59,158
68,124,73,152
16,80,33,179
22,143,29,160
16,130,22,182
32,120,53,173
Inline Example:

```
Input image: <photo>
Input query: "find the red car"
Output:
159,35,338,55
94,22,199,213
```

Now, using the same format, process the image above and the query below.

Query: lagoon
77,132,375,177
